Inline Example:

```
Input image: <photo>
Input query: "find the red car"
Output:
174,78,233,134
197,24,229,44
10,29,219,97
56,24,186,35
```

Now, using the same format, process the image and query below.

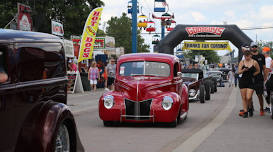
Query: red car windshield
119,61,170,77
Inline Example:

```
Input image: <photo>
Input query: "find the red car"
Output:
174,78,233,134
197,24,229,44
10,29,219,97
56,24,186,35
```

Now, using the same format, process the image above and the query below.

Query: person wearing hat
240,44,251,61
250,42,266,116
238,44,251,79
263,46,272,113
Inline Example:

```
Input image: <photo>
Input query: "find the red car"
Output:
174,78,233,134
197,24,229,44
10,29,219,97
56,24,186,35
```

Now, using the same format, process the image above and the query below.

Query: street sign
51,20,64,36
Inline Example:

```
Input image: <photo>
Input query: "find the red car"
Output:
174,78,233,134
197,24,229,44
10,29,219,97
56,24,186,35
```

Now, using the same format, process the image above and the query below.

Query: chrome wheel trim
55,123,70,152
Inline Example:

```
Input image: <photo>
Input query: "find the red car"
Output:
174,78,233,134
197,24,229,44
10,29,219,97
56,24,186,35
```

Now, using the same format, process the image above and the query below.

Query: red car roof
118,53,179,64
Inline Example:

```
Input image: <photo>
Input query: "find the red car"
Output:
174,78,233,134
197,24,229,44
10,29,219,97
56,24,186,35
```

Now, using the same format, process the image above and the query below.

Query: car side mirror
177,72,182,78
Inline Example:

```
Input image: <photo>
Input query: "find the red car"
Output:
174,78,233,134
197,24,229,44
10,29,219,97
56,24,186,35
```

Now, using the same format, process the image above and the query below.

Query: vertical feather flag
78,7,103,62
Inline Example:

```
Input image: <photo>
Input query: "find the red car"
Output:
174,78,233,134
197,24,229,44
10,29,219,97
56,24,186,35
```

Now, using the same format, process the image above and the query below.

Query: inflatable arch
155,24,253,61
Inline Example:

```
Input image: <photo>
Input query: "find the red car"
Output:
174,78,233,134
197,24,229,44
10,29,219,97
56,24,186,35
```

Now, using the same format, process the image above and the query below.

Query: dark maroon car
0,29,84,152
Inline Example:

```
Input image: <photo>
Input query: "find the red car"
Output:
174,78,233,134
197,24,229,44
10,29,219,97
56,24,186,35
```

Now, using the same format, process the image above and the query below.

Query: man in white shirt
263,47,272,112
263,47,272,80
106,58,116,90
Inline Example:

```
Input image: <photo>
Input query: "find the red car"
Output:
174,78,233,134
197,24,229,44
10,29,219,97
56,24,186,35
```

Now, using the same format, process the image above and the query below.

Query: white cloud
101,0,128,22
171,0,241,9
232,20,254,29
259,5,273,20
224,10,235,18
191,12,206,22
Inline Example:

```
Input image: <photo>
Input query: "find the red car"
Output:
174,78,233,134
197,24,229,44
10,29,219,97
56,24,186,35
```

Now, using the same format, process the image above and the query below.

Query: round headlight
189,89,196,97
162,96,173,110
103,95,114,109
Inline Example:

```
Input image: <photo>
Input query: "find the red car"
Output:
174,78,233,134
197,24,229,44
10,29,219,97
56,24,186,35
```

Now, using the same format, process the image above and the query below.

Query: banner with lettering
51,20,64,36
182,41,232,52
78,7,103,62
17,3,32,31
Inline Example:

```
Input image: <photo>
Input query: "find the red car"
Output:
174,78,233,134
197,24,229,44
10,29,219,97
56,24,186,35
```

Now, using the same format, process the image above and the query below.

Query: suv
0,30,84,152
99,53,189,127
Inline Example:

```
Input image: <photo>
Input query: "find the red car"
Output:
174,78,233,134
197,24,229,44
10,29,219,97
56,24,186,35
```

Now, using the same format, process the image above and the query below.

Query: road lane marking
173,88,237,152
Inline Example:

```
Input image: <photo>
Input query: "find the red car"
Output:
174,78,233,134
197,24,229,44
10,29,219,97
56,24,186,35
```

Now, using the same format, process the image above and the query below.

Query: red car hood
116,76,172,101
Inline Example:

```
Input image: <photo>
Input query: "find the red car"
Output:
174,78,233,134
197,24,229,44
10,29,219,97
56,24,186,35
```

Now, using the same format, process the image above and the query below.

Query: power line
241,26,273,30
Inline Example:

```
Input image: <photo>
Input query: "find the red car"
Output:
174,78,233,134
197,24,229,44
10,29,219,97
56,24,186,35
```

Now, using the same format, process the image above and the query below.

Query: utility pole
132,0,138,53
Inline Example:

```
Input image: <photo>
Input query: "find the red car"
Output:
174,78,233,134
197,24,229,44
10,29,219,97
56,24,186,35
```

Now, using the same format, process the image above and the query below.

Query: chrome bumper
189,90,199,100
120,109,155,123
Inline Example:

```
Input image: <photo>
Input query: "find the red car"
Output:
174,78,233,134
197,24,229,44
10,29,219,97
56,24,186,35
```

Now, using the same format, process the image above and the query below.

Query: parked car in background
0,29,84,152
204,72,218,93
182,69,212,103
99,53,189,127
218,68,231,82
207,71,225,87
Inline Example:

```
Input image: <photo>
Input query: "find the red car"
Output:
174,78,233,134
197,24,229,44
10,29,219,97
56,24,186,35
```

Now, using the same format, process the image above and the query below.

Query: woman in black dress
238,50,260,118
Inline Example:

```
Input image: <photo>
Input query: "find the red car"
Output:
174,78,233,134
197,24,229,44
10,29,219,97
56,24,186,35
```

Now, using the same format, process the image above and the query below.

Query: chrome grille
124,99,152,120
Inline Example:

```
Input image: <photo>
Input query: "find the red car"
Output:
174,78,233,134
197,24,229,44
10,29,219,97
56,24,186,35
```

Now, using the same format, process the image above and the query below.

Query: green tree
184,50,220,64
0,0,104,38
106,13,149,54
96,29,106,37
0,1,18,29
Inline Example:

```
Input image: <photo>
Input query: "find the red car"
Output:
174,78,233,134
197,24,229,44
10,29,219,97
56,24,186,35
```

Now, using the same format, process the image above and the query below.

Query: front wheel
199,85,205,103
205,85,210,100
169,119,178,128
103,121,119,127
55,123,70,152
210,81,215,94
214,82,217,92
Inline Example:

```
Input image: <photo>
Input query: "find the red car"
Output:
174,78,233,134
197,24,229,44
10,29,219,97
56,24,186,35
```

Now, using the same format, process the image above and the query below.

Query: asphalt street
67,85,273,152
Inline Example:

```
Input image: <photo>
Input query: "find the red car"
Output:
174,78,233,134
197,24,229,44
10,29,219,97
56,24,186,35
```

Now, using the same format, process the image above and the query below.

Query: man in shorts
250,42,266,116
263,47,272,112
107,58,116,90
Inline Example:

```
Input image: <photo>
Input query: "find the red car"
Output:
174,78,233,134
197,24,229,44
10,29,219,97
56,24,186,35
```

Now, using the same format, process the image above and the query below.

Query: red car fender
99,91,124,121
15,101,84,152
151,92,181,122
181,83,189,112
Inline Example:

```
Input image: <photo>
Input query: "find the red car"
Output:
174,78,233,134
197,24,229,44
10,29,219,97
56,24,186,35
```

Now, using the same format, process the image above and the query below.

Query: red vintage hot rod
99,53,189,127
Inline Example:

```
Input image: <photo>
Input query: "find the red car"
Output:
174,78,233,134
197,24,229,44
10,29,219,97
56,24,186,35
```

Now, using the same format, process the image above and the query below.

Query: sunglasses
251,46,258,48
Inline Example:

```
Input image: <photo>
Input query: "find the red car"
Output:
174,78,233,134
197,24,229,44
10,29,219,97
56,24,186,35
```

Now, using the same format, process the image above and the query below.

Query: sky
99,0,273,57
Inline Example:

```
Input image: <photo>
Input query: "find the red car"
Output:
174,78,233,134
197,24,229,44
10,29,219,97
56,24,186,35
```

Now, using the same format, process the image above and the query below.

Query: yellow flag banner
182,41,232,52
78,7,103,62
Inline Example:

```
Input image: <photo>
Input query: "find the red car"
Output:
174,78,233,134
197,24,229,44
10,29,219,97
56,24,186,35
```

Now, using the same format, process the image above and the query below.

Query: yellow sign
78,7,103,62
182,41,232,52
